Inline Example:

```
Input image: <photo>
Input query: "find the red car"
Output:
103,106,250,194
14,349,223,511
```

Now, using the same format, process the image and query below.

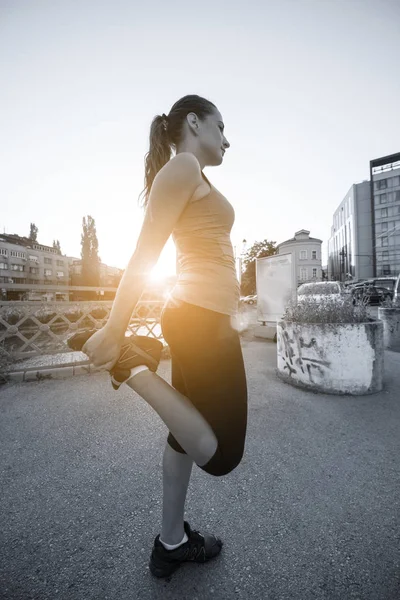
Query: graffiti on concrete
278,325,331,383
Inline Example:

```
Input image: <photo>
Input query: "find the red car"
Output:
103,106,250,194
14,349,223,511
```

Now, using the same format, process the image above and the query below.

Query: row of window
378,191,400,204
0,277,68,285
376,206,400,219
32,244,59,254
0,263,65,277
299,267,319,280
299,250,318,260
0,248,65,266
374,176,400,190
375,220,400,234
376,235,400,247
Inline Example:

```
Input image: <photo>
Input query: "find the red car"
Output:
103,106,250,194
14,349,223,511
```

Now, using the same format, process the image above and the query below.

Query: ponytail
139,115,171,208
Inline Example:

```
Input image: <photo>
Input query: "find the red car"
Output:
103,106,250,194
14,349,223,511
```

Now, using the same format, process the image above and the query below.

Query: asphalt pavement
1,325,399,600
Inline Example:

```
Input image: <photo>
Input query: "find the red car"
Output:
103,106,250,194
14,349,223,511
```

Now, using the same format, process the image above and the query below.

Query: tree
53,239,62,253
241,239,277,296
81,215,101,287
29,223,38,242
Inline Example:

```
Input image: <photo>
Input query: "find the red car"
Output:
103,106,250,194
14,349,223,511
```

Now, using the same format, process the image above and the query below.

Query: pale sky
2,0,400,276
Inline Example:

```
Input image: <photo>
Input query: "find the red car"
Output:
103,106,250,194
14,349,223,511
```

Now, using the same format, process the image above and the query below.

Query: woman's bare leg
160,442,193,544
125,370,218,467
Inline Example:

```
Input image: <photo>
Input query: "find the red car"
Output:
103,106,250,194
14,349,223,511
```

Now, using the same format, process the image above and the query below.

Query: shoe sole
149,560,181,578
67,329,163,389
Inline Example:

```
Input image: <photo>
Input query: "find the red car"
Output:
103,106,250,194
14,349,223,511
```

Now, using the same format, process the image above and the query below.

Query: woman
81,95,248,578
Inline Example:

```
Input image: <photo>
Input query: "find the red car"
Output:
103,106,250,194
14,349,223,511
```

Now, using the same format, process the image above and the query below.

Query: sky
2,0,400,277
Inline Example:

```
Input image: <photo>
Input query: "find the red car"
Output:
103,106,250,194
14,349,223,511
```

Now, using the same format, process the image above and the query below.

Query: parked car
242,294,257,305
393,273,400,303
351,275,397,293
297,281,345,303
351,283,392,305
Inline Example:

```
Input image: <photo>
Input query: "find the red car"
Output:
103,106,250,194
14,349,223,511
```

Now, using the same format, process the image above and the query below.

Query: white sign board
256,253,296,324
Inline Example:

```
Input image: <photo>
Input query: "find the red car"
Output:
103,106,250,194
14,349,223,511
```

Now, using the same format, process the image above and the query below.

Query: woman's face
193,108,230,166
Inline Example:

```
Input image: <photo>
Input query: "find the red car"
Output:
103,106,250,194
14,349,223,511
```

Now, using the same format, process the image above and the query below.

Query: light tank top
170,174,240,316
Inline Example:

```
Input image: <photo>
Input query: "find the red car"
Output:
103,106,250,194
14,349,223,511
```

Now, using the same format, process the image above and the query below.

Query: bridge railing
0,286,166,371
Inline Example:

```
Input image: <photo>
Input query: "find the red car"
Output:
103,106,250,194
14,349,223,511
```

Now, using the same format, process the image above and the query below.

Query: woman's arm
105,152,202,340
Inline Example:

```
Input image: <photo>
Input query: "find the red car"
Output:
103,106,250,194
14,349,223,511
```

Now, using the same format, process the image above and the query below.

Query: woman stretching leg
81,95,248,577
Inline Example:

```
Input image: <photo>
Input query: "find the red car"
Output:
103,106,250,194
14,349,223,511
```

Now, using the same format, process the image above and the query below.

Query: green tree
81,215,101,287
53,239,62,253
29,223,38,242
241,239,277,296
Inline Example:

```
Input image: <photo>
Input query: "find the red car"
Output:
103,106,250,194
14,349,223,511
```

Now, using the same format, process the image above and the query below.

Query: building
327,152,400,282
0,233,124,300
277,230,323,284
0,234,70,299
370,152,400,277
68,258,123,288
327,181,373,282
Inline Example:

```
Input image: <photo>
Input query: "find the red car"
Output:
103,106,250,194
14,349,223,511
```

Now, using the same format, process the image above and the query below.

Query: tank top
170,174,240,316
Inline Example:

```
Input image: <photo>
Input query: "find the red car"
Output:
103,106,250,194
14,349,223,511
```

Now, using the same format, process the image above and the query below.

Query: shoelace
182,529,206,561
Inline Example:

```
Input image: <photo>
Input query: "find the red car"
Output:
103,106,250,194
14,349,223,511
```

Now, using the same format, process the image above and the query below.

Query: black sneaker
67,329,163,390
149,521,223,578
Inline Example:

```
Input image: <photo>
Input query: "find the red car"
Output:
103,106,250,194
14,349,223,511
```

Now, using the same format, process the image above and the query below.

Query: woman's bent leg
125,372,218,467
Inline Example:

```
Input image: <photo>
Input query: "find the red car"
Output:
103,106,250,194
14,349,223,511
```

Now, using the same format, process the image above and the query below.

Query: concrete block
254,325,276,340
73,365,91,376
47,366,74,379
24,370,40,382
7,371,25,383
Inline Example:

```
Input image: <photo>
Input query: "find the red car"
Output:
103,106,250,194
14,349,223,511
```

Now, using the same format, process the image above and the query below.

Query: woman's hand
82,326,124,371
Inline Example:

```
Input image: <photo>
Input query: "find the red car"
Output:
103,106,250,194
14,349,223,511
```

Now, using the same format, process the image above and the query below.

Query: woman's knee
199,445,245,477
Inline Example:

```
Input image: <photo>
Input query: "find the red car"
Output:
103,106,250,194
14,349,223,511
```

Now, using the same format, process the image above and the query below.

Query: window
44,257,52,264
44,269,52,276
382,237,388,247
29,255,39,263
10,250,26,259
382,250,389,259
56,260,64,267
388,176,400,187
380,194,387,204
11,264,24,271
383,265,391,275
395,191,400,202
375,179,387,190
381,208,388,217
312,250,317,259
0,248,7,256
56,271,64,277
300,267,308,280
312,268,317,278
381,222,388,231
0,262,7,270
29,267,39,274
300,250,307,260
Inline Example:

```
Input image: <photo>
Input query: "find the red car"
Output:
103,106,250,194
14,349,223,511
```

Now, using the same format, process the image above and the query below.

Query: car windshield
297,282,340,295
374,279,395,291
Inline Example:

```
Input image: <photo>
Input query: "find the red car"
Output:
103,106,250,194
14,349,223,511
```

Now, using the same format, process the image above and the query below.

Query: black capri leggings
161,299,248,477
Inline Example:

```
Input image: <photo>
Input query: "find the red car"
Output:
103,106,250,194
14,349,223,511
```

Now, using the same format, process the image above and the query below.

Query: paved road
1,336,399,600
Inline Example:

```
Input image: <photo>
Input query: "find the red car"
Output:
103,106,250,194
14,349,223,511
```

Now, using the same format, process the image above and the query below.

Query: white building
370,153,400,277
327,152,400,282
0,233,69,300
327,181,373,282
277,230,323,284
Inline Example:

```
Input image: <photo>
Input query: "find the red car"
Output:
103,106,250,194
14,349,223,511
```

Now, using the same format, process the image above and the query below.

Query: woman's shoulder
157,153,202,186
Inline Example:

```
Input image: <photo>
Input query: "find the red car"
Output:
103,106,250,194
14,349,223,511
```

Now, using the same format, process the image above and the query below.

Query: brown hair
139,94,217,207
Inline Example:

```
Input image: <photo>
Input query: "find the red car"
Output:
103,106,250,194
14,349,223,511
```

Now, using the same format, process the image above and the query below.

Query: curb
4,362,92,384
2,346,173,385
